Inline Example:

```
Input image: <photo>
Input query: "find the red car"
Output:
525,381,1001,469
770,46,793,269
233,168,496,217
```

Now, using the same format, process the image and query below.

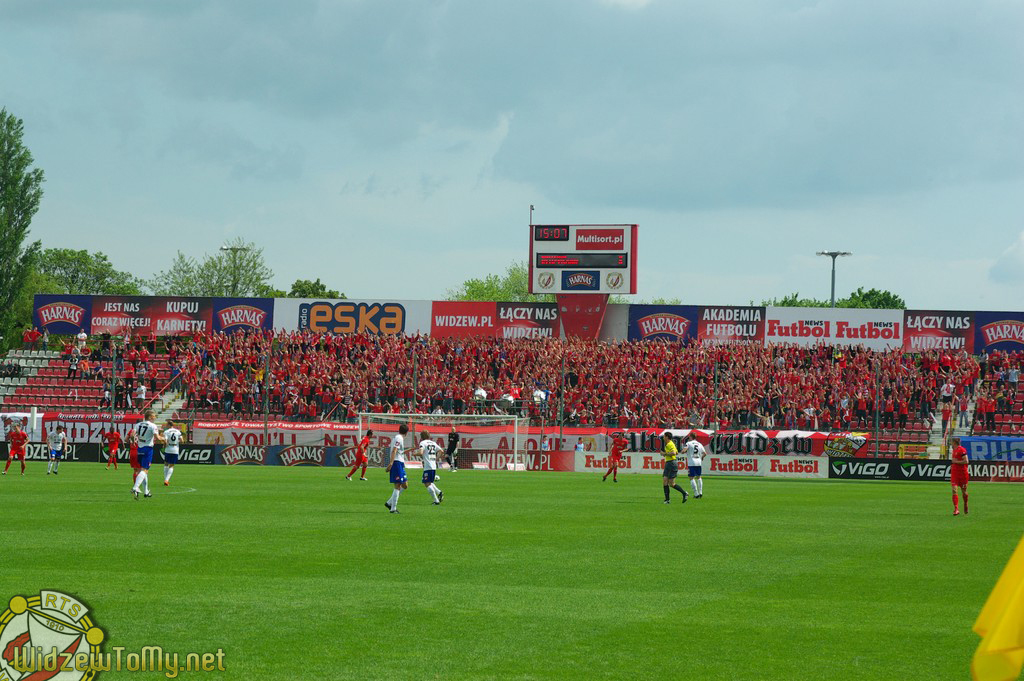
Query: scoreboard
529,224,638,294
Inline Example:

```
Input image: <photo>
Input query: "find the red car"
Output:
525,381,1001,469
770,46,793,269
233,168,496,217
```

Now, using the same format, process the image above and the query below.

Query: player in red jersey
3,422,28,476
126,429,141,486
343,430,373,481
103,429,122,470
950,436,969,516
603,431,630,483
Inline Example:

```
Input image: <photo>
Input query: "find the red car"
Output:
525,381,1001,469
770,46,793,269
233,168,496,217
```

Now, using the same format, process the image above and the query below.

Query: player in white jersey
417,431,445,505
384,424,412,514
46,426,67,475
162,420,183,486
685,433,707,499
132,409,164,500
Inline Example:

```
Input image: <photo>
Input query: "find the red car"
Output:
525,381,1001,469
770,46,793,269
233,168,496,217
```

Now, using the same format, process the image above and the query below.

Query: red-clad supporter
174,330,983,431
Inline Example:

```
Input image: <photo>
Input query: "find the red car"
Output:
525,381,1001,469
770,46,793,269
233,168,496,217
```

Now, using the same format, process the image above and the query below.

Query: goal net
357,413,530,471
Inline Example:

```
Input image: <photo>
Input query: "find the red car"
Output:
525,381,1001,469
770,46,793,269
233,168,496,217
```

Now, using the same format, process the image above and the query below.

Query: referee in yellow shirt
662,432,689,504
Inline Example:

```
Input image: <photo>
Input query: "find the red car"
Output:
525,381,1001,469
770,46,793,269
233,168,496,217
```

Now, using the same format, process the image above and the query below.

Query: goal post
357,413,530,471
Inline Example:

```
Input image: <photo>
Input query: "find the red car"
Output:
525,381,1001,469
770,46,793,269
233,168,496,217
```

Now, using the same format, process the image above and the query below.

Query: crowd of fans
157,328,1021,432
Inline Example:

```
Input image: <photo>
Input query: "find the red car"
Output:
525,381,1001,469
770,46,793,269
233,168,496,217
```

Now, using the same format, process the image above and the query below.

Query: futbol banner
41,412,142,443
33,295,93,334
697,306,766,344
974,311,1024,353
429,301,560,339
902,310,974,353
572,451,826,478
828,457,1024,482
960,437,1024,462
627,305,699,342
764,307,903,350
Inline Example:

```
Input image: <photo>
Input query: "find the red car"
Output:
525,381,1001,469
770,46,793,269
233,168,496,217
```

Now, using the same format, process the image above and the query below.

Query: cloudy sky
2,0,1022,309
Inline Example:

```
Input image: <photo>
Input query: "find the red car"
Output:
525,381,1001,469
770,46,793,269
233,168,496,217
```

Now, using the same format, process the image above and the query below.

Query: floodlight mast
816,251,852,308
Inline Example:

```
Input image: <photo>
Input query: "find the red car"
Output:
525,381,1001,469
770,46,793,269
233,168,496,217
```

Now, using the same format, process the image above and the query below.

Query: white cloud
990,232,1024,284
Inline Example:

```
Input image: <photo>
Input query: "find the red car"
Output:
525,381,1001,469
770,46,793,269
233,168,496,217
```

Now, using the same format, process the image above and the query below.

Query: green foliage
762,287,906,309
447,260,555,303
287,278,344,299
0,109,44,351
150,237,274,297
37,248,144,295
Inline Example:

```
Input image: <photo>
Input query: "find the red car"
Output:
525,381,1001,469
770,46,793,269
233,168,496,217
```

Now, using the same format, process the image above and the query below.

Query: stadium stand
7,331,1016,455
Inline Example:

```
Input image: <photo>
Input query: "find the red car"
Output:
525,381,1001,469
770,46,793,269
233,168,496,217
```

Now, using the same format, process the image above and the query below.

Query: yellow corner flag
973,534,1024,681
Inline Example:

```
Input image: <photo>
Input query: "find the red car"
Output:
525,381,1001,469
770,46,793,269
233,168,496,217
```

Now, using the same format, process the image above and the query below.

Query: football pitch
2,465,1021,680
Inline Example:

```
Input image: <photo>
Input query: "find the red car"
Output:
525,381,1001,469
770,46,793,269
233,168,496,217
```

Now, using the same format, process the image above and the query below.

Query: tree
150,238,274,297
37,248,144,295
287,278,343,299
761,287,906,309
0,109,44,351
842,287,906,309
447,261,555,303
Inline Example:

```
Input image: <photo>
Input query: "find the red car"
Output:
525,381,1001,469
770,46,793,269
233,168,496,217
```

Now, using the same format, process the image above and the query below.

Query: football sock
691,479,698,494
697,479,703,495
163,465,169,481
427,484,439,502
3,459,10,473
663,485,670,501
166,467,174,483
54,461,59,473
20,462,25,474
673,484,686,497
132,471,143,492
47,461,53,474
963,491,968,512
141,472,149,494
360,464,368,477
952,492,959,512
605,466,615,479
347,463,359,478
388,489,400,508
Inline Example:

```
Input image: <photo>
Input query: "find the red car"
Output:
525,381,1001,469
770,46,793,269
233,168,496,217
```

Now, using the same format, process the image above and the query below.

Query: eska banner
902,310,974,353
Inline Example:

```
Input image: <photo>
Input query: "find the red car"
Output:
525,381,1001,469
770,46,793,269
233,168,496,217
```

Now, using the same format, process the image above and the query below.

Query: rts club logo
606,272,623,290
0,591,105,681
537,272,555,290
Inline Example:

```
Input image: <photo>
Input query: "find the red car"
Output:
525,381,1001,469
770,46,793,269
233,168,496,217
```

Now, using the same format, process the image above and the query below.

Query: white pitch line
165,487,198,495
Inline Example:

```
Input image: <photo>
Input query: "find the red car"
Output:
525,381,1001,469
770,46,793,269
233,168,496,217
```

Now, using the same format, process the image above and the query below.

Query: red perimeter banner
41,412,142,443
192,420,358,447
430,302,559,339
91,296,214,336
902,310,974,353
698,306,766,344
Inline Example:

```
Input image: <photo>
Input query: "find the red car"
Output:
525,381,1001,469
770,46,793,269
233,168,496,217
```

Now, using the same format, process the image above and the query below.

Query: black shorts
663,461,678,479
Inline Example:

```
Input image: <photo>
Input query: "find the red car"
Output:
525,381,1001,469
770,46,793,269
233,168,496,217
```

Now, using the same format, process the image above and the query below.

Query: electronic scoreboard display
529,224,637,294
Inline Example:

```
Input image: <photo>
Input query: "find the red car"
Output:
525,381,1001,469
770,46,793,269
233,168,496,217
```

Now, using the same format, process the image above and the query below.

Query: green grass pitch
1,464,1021,680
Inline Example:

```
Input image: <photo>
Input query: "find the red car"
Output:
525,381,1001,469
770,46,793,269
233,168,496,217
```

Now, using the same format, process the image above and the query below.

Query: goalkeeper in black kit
446,427,460,472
